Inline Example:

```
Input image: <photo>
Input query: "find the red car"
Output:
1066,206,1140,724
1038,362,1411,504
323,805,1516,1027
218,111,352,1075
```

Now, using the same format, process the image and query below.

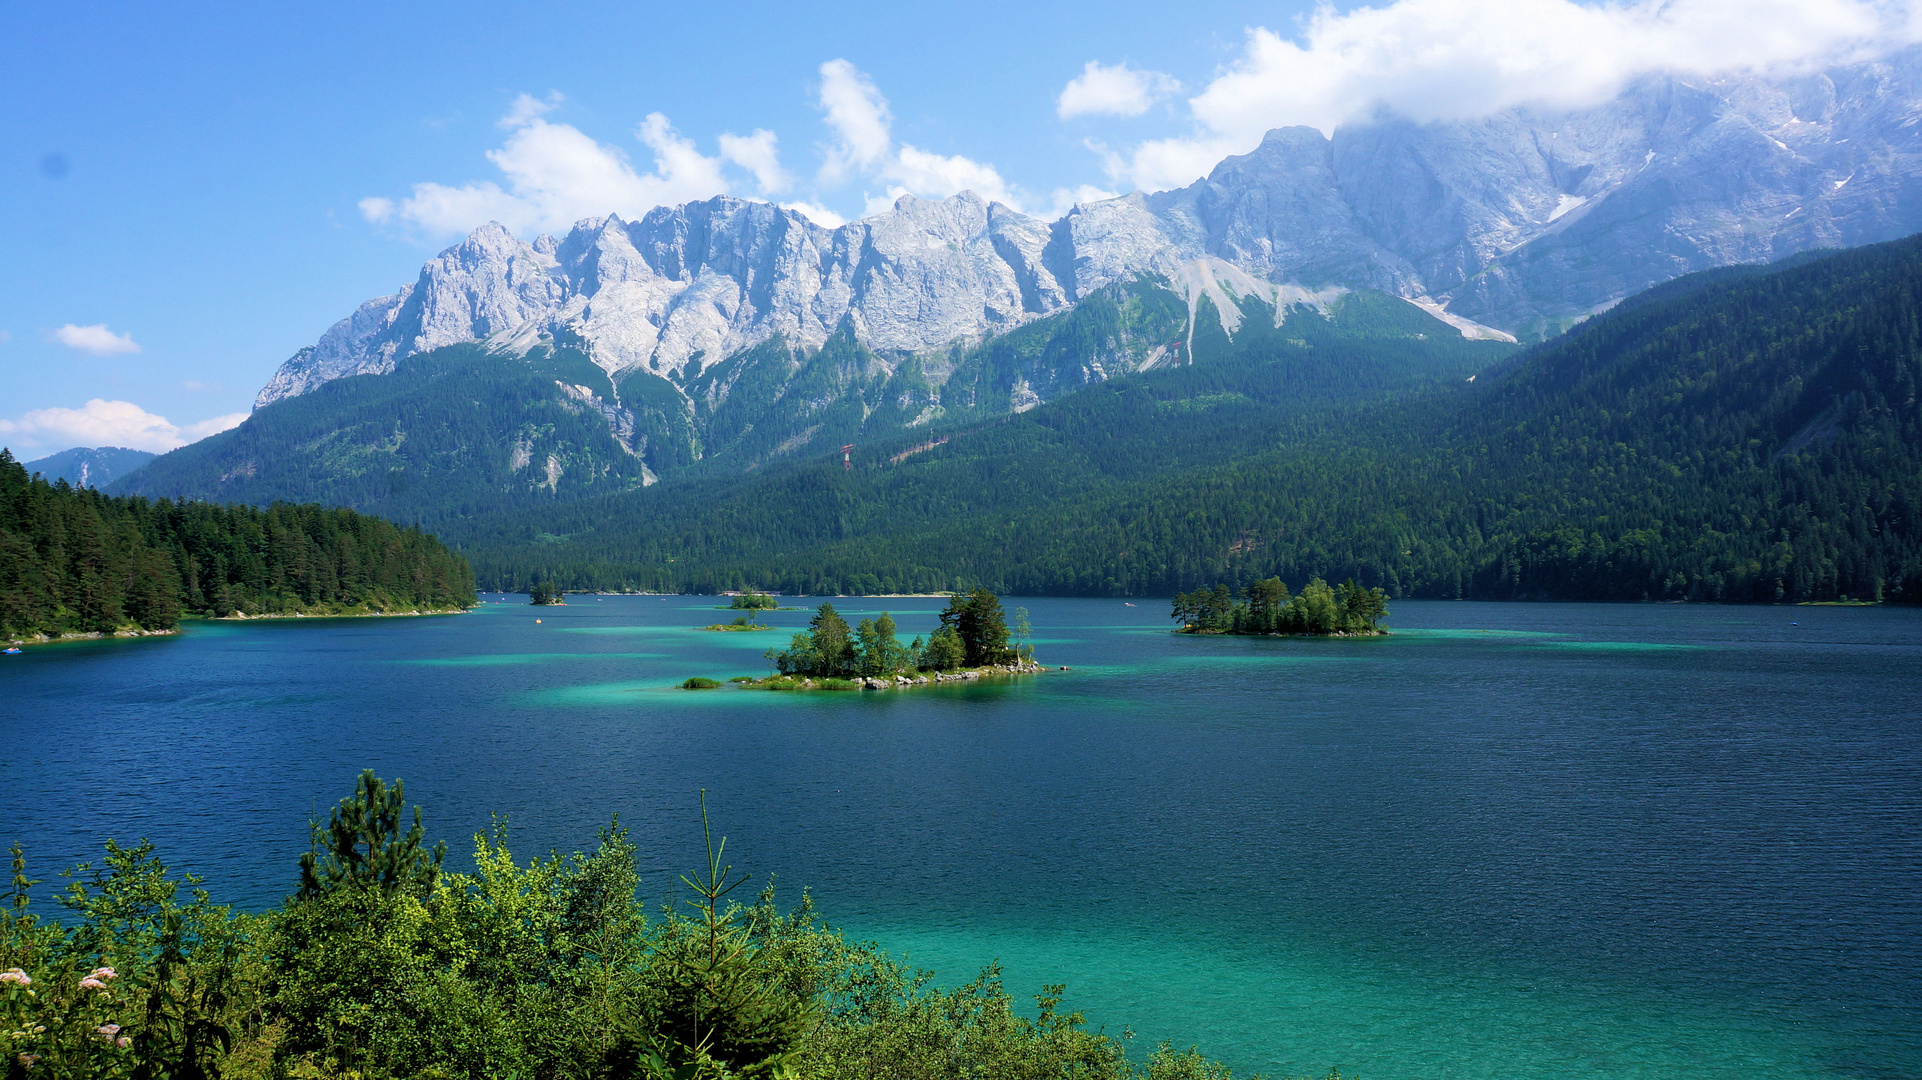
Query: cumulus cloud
363,67,1104,238
1037,184,1123,221
782,200,848,228
499,91,563,130
816,59,894,184
54,323,142,356
0,399,245,454
1057,61,1180,119
364,96,774,237
1104,0,1922,191
719,129,791,194
814,59,1034,215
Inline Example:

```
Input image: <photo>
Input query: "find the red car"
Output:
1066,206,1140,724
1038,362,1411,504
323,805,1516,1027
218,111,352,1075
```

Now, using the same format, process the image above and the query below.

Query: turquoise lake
2,597,1918,1079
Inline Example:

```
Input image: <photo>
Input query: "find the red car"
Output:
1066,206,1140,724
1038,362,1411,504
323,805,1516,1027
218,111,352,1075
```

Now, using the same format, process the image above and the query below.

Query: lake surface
3,597,1918,1079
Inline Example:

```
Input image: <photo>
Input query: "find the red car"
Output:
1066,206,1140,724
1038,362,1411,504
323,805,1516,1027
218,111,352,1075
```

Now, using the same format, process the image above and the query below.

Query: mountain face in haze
23,446,155,488
257,47,1922,418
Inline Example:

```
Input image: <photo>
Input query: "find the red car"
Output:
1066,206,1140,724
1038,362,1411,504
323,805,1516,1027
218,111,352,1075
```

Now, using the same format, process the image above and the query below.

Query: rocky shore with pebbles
716,659,1061,692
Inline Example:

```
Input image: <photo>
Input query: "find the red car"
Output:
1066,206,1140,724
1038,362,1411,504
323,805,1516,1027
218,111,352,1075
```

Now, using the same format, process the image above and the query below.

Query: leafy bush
2,777,1271,1080
681,678,722,689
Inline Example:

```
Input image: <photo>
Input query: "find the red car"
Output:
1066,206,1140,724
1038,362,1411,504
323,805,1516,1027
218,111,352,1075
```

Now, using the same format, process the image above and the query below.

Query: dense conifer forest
451,235,1922,604
1173,578,1388,635
0,450,474,641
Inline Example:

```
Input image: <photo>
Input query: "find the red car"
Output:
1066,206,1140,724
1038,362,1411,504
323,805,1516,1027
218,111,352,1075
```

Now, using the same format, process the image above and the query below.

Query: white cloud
816,59,893,184
1037,184,1123,220
0,330,12,345
499,91,563,130
1115,135,1242,192
889,145,1022,208
54,323,142,356
719,129,791,194
782,200,847,228
1197,0,1905,140
813,60,1036,216
1057,61,1179,119
0,400,245,454
1103,0,1921,192
365,96,770,238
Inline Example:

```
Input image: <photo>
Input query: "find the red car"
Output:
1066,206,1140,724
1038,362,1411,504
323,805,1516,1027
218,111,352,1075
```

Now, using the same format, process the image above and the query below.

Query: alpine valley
112,50,1922,602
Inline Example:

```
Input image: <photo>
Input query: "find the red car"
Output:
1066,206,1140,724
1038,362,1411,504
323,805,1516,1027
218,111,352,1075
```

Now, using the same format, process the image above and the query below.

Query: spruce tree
298,770,445,898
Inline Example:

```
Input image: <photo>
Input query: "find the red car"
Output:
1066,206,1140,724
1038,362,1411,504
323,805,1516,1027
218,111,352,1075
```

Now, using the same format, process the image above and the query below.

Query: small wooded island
684,589,1042,690
1173,577,1389,635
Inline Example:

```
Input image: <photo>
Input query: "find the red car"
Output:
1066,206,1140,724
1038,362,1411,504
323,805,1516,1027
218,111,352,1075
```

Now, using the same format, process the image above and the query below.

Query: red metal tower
840,444,854,471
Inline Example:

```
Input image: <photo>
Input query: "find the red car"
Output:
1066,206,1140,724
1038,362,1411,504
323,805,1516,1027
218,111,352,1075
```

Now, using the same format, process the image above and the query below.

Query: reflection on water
2,598,1918,1080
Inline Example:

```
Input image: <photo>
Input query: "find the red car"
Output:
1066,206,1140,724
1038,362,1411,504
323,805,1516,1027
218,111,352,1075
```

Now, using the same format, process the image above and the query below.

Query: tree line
0,772,1270,1080
1,449,474,640
766,590,1030,678
1173,577,1388,635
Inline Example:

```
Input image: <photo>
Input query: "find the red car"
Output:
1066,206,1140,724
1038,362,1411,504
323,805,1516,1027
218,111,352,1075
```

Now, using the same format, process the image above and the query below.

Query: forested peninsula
1,450,474,644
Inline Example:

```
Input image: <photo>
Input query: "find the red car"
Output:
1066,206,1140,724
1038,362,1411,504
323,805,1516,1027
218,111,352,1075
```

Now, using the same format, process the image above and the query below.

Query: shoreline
702,660,1058,692
6,607,471,649
1177,627,1390,638
214,607,471,621
5,627,181,648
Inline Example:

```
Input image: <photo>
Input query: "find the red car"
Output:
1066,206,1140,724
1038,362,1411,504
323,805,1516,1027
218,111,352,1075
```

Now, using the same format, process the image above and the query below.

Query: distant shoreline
5,627,180,648
6,608,470,649
214,607,471,621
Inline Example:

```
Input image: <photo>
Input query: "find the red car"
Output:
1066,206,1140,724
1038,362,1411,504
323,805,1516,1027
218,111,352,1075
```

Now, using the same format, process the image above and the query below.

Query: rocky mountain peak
256,47,1922,409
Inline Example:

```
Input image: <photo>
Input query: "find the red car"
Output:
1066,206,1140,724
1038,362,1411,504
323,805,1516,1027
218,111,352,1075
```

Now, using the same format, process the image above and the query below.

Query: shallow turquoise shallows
3,597,1918,1079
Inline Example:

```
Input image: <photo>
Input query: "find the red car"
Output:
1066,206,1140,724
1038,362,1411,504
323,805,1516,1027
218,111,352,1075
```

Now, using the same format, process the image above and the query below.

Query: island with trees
529,580,566,606
684,589,1043,690
1172,577,1389,636
701,592,781,631
720,591,798,610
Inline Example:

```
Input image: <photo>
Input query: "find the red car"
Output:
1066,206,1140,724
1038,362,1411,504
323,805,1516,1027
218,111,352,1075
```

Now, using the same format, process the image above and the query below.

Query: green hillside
114,278,1504,528
454,235,1922,603
115,340,660,524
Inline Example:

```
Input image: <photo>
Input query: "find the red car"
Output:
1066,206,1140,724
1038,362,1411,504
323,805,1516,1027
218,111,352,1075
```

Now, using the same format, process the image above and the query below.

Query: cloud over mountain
1099,0,1922,190
0,399,245,454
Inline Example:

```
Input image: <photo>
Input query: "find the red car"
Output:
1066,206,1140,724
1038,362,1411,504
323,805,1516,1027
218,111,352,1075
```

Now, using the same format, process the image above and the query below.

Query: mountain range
255,47,1922,413
101,51,1922,602
445,231,1922,603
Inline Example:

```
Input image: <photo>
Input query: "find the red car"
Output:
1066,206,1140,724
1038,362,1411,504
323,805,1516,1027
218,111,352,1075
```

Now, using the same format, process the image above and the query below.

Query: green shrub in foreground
1,776,1309,1080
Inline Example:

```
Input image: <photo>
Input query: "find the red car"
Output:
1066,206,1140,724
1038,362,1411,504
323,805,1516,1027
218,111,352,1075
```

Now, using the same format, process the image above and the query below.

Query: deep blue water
2,597,1918,1079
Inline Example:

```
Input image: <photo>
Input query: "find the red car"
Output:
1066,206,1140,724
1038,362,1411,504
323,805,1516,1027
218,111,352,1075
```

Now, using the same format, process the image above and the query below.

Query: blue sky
5,0,1911,456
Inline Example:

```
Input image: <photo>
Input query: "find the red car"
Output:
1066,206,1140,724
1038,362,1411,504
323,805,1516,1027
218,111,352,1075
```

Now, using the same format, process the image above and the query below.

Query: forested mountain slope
23,446,156,489
457,235,1922,603
116,278,1502,524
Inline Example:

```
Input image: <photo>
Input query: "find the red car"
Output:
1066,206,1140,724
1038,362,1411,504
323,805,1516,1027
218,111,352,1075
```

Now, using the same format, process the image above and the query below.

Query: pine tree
298,770,446,898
